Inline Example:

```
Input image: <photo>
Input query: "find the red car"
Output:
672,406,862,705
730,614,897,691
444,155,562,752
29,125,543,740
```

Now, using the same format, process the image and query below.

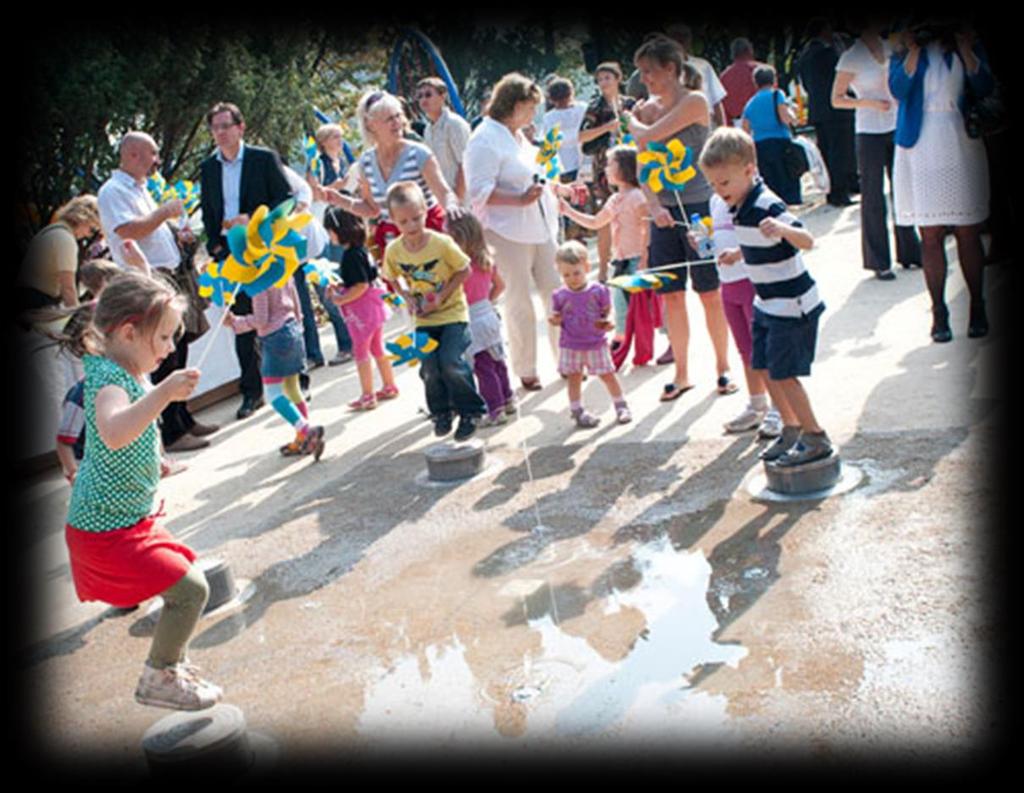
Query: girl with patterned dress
63,272,222,711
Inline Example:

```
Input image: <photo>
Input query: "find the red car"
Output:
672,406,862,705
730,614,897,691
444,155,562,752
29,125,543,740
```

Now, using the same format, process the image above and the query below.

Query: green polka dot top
67,355,161,532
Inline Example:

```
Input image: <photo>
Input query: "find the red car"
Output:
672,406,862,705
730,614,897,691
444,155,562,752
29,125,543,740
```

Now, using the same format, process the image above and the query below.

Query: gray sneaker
134,662,222,711
759,425,801,461
773,432,834,467
572,408,600,429
757,408,783,439
724,405,766,433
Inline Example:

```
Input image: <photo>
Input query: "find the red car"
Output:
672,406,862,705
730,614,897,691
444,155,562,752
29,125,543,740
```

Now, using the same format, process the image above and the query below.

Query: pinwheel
171,179,201,214
304,135,324,183
607,271,678,293
197,260,237,307
381,291,405,309
385,330,438,367
220,198,313,298
146,173,170,205
302,258,340,287
638,139,696,194
192,199,314,370
536,124,564,180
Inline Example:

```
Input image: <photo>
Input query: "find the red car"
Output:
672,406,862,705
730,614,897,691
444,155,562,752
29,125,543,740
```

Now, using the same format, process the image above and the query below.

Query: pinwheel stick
192,280,245,371
640,257,718,274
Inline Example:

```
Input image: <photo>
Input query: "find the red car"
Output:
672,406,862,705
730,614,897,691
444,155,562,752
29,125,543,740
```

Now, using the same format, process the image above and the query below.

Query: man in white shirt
416,77,472,201
97,131,218,451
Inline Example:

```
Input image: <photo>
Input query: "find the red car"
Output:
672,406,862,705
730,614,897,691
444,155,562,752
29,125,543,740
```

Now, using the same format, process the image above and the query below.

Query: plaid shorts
558,345,615,376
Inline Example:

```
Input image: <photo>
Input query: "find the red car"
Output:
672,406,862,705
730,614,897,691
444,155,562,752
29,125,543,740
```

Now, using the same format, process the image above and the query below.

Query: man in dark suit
796,18,859,207
200,102,293,419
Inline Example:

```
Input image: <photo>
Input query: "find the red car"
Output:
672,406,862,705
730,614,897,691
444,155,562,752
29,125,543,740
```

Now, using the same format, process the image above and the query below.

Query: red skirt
65,516,197,608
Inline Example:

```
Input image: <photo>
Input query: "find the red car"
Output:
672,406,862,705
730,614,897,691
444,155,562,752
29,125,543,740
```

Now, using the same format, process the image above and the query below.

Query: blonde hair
447,213,494,271
314,123,344,148
357,90,406,147
699,126,757,169
89,272,185,355
555,240,590,269
54,195,99,230
385,180,427,213
78,259,121,298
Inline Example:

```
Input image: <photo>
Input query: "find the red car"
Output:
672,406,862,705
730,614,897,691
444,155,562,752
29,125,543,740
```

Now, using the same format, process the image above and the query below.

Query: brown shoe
166,434,210,452
656,347,674,365
520,377,542,392
189,422,220,437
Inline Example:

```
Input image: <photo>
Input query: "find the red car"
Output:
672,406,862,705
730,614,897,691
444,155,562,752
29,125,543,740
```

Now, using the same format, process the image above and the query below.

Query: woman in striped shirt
323,90,464,256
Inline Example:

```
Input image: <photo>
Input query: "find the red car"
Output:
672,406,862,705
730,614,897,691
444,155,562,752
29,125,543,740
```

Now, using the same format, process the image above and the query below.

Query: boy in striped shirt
698,127,833,466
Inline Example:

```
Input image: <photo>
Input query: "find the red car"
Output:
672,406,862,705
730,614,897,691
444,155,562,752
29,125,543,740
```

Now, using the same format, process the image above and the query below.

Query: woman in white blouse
832,17,922,281
463,73,566,391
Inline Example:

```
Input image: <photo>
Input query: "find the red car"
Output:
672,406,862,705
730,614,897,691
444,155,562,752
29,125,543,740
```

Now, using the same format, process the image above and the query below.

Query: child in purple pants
448,214,516,426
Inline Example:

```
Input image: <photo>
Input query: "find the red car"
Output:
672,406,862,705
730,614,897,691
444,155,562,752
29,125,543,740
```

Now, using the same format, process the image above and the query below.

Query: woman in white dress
889,24,994,342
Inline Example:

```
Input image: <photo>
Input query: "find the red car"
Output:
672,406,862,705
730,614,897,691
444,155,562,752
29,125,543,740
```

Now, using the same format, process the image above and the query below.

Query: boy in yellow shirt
382,181,487,441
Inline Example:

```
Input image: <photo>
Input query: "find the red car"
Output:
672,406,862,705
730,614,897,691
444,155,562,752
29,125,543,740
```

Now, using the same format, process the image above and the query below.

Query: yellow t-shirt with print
383,231,470,327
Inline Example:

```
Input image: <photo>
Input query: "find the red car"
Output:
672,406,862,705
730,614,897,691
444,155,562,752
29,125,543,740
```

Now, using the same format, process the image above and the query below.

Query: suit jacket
199,143,293,261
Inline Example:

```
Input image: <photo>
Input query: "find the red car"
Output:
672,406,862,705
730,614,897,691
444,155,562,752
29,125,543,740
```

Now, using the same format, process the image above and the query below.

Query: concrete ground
15,196,1007,775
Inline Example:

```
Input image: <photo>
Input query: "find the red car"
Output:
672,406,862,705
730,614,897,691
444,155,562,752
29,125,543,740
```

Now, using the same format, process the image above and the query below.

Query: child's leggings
473,349,514,417
351,325,385,364
721,279,756,367
265,375,308,429
148,564,210,668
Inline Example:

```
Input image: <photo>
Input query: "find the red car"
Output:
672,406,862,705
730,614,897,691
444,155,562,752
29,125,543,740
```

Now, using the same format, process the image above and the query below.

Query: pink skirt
65,517,197,607
340,287,389,340
558,345,616,376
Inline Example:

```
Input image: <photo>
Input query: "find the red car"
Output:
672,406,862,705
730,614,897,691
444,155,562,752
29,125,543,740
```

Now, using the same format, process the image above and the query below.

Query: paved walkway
16,196,1005,773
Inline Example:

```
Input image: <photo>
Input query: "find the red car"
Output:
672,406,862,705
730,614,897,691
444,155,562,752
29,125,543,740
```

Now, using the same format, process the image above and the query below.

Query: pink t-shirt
462,260,493,305
552,283,611,351
232,279,303,338
594,187,647,261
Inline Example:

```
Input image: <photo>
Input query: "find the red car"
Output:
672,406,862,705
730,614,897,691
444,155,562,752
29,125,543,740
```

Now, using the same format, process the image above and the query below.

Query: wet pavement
15,197,1005,774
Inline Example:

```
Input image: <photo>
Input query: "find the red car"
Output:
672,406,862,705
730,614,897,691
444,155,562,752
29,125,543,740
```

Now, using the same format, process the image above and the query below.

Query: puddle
356,537,747,744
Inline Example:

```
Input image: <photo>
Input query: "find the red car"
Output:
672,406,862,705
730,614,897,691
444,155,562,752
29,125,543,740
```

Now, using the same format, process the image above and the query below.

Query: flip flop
717,374,739,395
660,383,695,402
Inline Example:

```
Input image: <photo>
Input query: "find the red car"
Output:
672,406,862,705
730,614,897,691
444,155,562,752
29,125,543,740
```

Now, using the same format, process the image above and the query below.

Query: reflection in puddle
357,538,747,743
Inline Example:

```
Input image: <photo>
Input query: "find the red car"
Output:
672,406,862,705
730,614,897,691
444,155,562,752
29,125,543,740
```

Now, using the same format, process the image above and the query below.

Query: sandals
375,385,400,400
717,374,739,395
660,382,694,402
520,377,542,392
348,393,378,410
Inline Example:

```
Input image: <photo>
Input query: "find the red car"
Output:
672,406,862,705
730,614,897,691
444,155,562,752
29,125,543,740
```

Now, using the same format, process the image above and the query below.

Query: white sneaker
134,662,222,711
757,409,783,439
724,405,766,433
479,412,508,427
615,404,632,424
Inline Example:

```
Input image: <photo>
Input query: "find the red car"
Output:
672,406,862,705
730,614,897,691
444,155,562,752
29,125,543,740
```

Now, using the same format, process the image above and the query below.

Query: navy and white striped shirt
731,179,822,319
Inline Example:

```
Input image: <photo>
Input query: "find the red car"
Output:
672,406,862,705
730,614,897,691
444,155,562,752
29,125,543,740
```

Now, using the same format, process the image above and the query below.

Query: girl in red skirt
63,271,222,711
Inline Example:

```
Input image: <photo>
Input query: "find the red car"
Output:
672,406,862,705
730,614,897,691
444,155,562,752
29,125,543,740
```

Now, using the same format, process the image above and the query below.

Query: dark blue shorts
647,200,719,294
751,303,825,380
259,319,306,379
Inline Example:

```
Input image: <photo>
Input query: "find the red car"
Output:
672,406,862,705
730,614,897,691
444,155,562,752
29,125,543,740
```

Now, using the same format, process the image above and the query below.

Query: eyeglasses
210,122,238,133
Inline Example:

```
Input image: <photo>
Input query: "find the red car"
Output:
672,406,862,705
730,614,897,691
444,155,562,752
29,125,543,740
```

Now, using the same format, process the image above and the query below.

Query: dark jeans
815,120,857,204
418,322,487,419
293,268,324,365
318,243,353,354
151,334,196,446
231,292,263,401
755,138,802,205
856,132,922,272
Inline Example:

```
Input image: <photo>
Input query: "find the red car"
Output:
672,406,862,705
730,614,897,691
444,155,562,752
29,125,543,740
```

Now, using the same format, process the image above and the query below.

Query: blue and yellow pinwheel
607,271,678,293
536,124,564,180
220,198,313,298
302,258,340,287
386,330,438,367
638,139,696,193
171,179,201,214
381,291,405,309
197,260,238,307
304,136,324,183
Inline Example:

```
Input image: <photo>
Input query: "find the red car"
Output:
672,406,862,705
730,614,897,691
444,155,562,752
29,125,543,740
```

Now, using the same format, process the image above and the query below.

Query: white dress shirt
217,141,246,222
97,169,180,270
464,117,558,245
422,107,471,192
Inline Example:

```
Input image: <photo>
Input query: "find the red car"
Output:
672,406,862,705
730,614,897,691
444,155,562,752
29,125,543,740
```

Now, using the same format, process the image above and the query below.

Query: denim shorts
647,200,719,294
259,319,306,379
751,303,825,380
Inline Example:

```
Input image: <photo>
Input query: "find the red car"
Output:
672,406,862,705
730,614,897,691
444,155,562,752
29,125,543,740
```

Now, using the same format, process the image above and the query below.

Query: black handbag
159,239,210,344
